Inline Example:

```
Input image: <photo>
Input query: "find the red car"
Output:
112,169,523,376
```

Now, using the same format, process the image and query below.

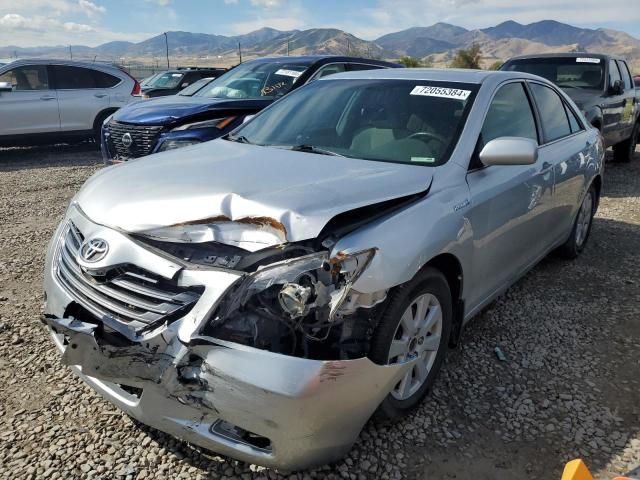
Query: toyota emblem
122,132,133,148
79,238,109,263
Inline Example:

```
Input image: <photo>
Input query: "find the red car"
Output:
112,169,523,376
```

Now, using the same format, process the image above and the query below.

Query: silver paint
43,69,605,470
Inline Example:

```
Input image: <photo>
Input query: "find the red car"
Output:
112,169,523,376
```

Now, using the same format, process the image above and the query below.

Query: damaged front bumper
43,316,408,470
42,207,411,470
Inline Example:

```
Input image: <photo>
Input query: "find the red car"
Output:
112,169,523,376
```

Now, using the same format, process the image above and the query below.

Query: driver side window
481,82,538,146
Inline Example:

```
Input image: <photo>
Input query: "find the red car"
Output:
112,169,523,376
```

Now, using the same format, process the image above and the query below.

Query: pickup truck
501,53,639,162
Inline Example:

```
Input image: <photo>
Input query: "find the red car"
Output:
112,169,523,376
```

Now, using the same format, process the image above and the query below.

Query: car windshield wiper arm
225,134,253,144
286,144,345,157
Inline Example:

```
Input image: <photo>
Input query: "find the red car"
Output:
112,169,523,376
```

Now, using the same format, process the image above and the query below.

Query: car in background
140,68,226,98
634,75,640,88
174,76,216,96
46,69,604,470
101,55,400,163
0,59,13,67
501,53,639,162
0,59,140,147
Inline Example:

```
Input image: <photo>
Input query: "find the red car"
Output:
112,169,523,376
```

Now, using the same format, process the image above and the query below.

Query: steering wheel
407,131,448,150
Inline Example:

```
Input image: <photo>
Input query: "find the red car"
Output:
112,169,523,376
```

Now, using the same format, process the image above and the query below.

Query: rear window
530,83,572,142
503,57,605,90
53,65,120,89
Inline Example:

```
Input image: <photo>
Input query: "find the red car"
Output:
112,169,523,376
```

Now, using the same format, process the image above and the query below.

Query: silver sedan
42,68,604,470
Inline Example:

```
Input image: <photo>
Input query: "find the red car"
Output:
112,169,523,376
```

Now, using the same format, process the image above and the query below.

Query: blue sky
0,0,638,47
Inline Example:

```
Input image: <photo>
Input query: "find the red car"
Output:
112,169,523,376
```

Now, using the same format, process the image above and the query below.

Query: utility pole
347,38,351,56
164,32,170,68
238,41,242,63
69,45,73,60
286,38,290,56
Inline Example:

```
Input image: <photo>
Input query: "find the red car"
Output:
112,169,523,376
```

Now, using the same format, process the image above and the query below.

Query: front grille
106,121,163,159
54,222,202,333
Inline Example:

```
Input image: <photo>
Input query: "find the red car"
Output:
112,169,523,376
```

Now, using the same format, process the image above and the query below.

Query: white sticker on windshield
576,57,601,64
412,157,436,163
171,73,182,77
275,69,303,78
410,86,471,100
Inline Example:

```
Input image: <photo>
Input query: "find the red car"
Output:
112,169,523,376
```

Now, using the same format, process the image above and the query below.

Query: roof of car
0,58,124,72
505,52,627,62
245,55,399,67
318,68,539,84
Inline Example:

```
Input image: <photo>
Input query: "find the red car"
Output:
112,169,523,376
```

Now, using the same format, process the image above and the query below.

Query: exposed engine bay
136,234,386,360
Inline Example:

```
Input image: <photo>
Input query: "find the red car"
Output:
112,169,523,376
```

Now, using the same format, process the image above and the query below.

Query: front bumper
43,208,411,470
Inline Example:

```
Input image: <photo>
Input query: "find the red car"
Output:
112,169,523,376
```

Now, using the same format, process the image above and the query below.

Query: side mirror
0,81,12,92
608,79,623,95
479,137,538,166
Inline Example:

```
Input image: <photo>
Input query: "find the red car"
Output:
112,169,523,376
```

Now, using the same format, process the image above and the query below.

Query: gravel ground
0,144,639,480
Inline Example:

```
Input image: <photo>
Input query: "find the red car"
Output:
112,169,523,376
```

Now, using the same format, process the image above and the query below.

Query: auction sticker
576,57,601,63
410,85,471,100
275,69,303,78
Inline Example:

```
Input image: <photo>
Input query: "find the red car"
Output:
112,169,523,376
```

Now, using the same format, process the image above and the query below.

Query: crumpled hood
76,139,434,243
113,96,271,125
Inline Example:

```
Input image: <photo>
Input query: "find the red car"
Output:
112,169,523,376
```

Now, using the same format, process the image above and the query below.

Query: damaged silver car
43,69,604,470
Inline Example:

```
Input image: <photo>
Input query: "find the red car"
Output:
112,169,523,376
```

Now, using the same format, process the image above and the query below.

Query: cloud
0,13,93,32
78,0,106,17
250,0,285,8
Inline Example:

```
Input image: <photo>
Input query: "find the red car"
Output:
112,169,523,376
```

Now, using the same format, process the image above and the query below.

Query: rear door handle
40,95,56,101
94,93,108,98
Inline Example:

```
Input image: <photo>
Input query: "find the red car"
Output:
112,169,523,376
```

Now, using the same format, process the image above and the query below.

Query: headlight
172,116,236,131
157,138,202,152
207,249,376,352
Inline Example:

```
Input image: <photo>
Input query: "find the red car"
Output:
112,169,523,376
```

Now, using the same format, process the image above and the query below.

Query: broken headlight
207,249,376,355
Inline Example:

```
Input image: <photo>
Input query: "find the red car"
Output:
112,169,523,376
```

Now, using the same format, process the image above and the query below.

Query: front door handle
94,93,108,98
542,161,552,170
40,95,56,101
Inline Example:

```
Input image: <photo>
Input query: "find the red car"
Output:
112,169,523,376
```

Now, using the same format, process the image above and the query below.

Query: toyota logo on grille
122,132,133,148
79,238,109,263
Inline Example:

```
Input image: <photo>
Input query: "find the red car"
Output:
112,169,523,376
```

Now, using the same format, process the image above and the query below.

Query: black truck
501,53,639,162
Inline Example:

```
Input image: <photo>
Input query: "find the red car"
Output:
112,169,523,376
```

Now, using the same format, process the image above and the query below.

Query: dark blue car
101,55,400,163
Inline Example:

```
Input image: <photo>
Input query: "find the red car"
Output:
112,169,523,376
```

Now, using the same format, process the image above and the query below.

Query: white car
0,59,140,146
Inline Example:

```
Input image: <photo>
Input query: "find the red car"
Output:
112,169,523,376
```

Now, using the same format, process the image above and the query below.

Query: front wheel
559,184,597,259
369,267,452,421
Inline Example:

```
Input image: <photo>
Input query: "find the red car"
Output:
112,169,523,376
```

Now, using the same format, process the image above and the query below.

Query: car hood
559,88,601,110
76,140,434,246
113,96,272,125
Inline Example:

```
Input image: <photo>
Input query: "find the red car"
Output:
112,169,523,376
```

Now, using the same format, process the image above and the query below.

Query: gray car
42,69,604,470
0,59,140,146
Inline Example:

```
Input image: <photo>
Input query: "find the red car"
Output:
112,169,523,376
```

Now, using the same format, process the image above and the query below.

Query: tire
558,184,597,259
612,122,639,163
93,110,113,145
369,267,452,421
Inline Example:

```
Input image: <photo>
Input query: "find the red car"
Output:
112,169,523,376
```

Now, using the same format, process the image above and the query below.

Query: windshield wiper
286,144,345,157
225,134,253,144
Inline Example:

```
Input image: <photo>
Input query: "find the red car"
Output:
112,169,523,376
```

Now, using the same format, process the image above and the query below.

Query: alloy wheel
575,190,594,248
388,293,443,401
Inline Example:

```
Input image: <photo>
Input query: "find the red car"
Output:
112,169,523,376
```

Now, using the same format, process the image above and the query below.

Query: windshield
178,77,214,96
146,72,185,89
140,73,160,87
228,79,478,166
503,57,605,90
194,60,311,100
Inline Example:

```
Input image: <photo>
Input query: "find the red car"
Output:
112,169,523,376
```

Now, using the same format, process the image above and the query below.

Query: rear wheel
93,110,113,145
559,184,597,259
613,122,639,163
369,267,452,421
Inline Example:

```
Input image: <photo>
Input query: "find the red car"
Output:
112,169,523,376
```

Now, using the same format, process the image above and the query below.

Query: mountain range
1,20,638,71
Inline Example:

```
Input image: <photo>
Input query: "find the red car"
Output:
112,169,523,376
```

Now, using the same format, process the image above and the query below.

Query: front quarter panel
334,165,472,296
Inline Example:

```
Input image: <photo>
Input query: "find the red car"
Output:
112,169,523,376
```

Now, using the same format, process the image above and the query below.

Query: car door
527,81,591,244
616,60,637,138
465,81,554,308
0,64,60,135
51,65,109,132
601,59,627,146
